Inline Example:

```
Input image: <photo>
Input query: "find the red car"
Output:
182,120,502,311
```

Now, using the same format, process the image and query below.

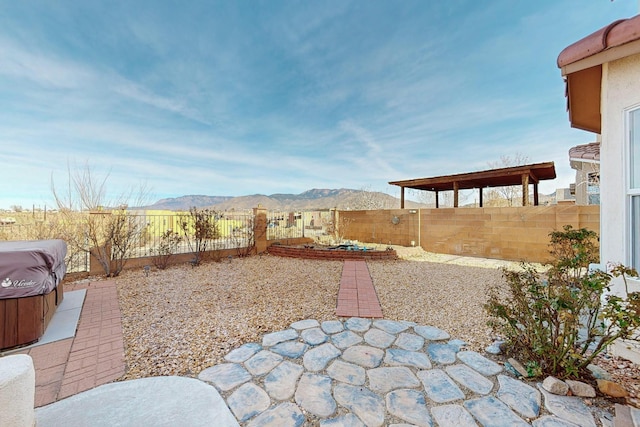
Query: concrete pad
35,376,239,427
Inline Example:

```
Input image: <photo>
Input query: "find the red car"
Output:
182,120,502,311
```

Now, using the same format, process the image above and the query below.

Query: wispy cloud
0,1,636,208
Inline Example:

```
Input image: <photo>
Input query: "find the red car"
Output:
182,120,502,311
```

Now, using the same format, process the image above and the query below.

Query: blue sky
1,1,637,209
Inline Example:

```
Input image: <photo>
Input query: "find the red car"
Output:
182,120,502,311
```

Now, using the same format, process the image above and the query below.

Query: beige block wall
339,205,600,263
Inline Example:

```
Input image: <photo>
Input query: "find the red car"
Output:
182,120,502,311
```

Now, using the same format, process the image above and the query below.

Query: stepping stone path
198,318,603,426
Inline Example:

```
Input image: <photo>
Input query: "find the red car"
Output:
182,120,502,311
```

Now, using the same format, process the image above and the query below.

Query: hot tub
0,240,67,350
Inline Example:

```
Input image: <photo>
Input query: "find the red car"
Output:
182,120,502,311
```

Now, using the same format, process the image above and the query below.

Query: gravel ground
114,248,508,381
368,258,505,351
116,256,343,380
111,247,638,409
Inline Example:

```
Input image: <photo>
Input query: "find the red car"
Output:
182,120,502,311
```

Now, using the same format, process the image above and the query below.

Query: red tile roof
558,15,640,68
569,142,600,162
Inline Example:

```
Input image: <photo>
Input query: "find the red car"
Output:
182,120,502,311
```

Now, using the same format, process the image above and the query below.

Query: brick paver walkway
335,259,383,318
14,280,125,406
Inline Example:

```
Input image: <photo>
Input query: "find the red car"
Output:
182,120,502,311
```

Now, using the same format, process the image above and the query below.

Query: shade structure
389,162,556,208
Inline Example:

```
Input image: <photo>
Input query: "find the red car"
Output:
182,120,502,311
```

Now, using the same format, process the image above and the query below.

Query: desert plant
51,162,149,277
178,207,220,266
230,216,265,257
486,225,640,378
151,230,182,269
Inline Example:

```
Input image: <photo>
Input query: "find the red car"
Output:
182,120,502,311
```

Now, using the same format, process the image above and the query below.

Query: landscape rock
542,376,568,396
597,379,629,398
587,364,611,380
565,379,596,398
485,340,505,355
507,357,530,378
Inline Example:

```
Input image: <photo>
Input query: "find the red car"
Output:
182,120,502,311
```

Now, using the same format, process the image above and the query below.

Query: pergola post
453,181,459,208
534,182,539,206
521,174,529,206
435,191,439,208
400,186,405,209
479,187,483,207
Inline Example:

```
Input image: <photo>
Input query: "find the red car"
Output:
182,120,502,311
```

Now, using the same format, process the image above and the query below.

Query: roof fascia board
561,38,640,75
569,157,600,165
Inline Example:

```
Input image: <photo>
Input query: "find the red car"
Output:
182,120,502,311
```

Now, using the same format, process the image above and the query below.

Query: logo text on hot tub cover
1,278,38,288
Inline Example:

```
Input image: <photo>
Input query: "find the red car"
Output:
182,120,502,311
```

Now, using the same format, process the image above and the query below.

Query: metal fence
0,210,333,273
266,210,332,241
126,211,256,258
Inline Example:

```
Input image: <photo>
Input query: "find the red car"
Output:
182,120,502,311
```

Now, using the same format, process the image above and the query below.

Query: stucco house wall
601,53,640,295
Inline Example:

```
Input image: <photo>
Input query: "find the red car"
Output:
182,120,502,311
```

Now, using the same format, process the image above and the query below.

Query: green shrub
486,225,640,378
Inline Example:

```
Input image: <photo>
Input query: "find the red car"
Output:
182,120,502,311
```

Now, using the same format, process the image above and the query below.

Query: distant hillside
139,189,426,211
140,195,233,210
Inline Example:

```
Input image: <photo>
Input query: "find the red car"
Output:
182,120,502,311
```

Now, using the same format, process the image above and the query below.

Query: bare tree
51,162,149,277
411,188,472,208
486,152,530,206
351,186,394,210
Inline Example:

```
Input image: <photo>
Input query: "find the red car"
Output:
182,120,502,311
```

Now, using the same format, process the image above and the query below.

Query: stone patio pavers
198,317,612,426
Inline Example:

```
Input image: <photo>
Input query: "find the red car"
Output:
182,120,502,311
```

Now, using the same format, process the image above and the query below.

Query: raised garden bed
267,244,397,261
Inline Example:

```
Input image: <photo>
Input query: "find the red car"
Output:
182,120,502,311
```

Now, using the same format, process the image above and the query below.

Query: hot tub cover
0,239,67,299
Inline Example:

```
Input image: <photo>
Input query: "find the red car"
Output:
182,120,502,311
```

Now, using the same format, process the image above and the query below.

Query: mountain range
139,189,425,211
139,188,558,212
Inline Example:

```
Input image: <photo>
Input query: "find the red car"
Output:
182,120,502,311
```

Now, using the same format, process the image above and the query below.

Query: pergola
389,162,556,208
